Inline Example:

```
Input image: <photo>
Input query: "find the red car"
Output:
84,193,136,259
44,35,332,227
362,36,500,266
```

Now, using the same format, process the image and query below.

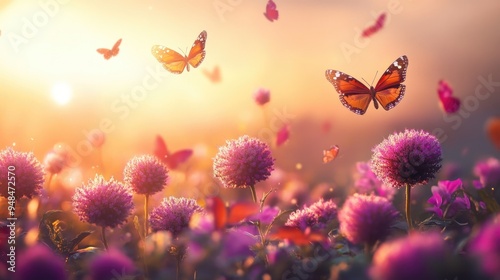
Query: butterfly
264,0,279,22
323,145,339,163
362,13,386,38
276,124,290,146
437,80,460,114
154,135,193,169
151,30,207,74
202,65,221,83
486,117,500,150
325,55,409,115
210,197,260,230
96,38,122,60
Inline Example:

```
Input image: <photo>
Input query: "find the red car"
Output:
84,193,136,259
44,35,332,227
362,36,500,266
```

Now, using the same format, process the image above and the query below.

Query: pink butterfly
438,80,460,114
264,0,279,22
276,124,289,146
154,135,193,169
97,38,122,60
362,13,386,38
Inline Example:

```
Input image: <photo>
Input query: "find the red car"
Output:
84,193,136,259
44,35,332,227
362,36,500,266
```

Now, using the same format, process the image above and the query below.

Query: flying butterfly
97,38,122,60
154,135,193,170
202,65,221,83
323,145,339,164
151,30,207,74
264,0,279,22
362,13,386,38
325,55,408,115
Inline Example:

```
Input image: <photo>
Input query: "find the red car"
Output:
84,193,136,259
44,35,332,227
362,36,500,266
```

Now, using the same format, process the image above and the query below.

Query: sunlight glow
51,82,72,105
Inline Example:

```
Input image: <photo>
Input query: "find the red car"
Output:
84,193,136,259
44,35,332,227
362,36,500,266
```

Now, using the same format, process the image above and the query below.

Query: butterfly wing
325,69,372,115
111,38,122,56
186,30,207,69
154,135,170,162
97,48,112,60
373,55,408,111
151,45,188,74
264,0,279,22
323,145,339,164
165,149,193,169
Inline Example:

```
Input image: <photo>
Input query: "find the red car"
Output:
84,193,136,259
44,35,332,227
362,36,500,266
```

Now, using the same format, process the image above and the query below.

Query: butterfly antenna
362,77,370,85
371,71,379,86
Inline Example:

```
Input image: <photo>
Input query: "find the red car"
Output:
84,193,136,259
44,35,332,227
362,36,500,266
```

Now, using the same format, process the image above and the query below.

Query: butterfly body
152,30,207,74
325,55,408,115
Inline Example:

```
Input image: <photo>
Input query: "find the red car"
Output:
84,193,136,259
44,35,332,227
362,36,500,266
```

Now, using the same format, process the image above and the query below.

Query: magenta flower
72,175,134,228
89,249,137,280
474,157,500,188
338,194,399,246
0,147,44,200
123,155,169,195
15,245,67,280
370,232,449,280
427,179,470,218
253,88,270,106
286,198,337,231
469,214,500,279
213,135,274,189
149,196,203,238
371,129,442,189
354,162,396,200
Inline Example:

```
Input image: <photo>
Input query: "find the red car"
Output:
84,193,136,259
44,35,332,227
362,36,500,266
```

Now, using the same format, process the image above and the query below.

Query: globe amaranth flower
73,175,134,228
149,196,203,238
354,162,396,200
15,245,67,280
427,179,470,219
253,88,270,106
371,129,442,188
338,194,399,246
370,232,450,280
89,249,137,280
469,214,500,279
123,155,169,195
474,157,500,188
0,147,44,199
286,198,338,231
213,135,274,188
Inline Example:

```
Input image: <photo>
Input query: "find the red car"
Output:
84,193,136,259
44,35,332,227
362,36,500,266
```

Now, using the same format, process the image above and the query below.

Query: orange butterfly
97,38,122,60
151,30,207,74
325,55,408,115
202,65,221,83
323,145,339,163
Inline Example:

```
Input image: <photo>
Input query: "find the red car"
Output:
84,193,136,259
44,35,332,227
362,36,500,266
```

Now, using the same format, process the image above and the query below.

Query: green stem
101,226,109,250
249,185,257,203
145,195,149,237
405,184,413,231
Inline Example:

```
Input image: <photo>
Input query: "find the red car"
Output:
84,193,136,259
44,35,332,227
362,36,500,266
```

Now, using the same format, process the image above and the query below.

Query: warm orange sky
1,0,500,186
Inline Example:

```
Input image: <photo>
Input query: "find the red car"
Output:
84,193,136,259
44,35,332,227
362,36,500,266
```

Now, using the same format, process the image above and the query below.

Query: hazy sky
1,0,499,186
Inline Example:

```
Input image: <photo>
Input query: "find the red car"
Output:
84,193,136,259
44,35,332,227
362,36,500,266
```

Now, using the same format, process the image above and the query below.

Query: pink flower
286,198,338,231
474,157,500,188
354,162,396,200
253,88,270,106
427,179,470,218
123,155,169,195
149,196,203,238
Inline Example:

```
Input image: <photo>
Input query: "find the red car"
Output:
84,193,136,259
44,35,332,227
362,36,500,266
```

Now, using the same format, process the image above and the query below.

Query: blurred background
1,0,500,198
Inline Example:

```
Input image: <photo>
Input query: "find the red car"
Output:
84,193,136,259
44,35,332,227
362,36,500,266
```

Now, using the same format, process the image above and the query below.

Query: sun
51,82,72,105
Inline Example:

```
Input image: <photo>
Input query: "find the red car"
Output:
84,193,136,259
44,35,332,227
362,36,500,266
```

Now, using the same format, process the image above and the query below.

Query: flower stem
405,184,413,231
144,194,149,237
101,226,109,250
249,185,257,203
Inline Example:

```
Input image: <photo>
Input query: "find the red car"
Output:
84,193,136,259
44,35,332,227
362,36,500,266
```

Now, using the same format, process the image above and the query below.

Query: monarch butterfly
323,145,339,164
325,55,408,115
151,30,207,74
97,38,122,60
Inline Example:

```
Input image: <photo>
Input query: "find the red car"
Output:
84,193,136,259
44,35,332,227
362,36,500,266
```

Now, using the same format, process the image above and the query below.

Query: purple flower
14,245,67,280
250,205,280,224
149,196,203,238
253,88,270,106
72,175,134,228
354,162,396,200
123,155,169,195
89,249,137,280
338,194,399,246
0,147,44,200
213,135,274,188
371,129,442,188
427,179,470,218
286,198,338,231
474,157,500,188
370,232,449,280
469,214,500,279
